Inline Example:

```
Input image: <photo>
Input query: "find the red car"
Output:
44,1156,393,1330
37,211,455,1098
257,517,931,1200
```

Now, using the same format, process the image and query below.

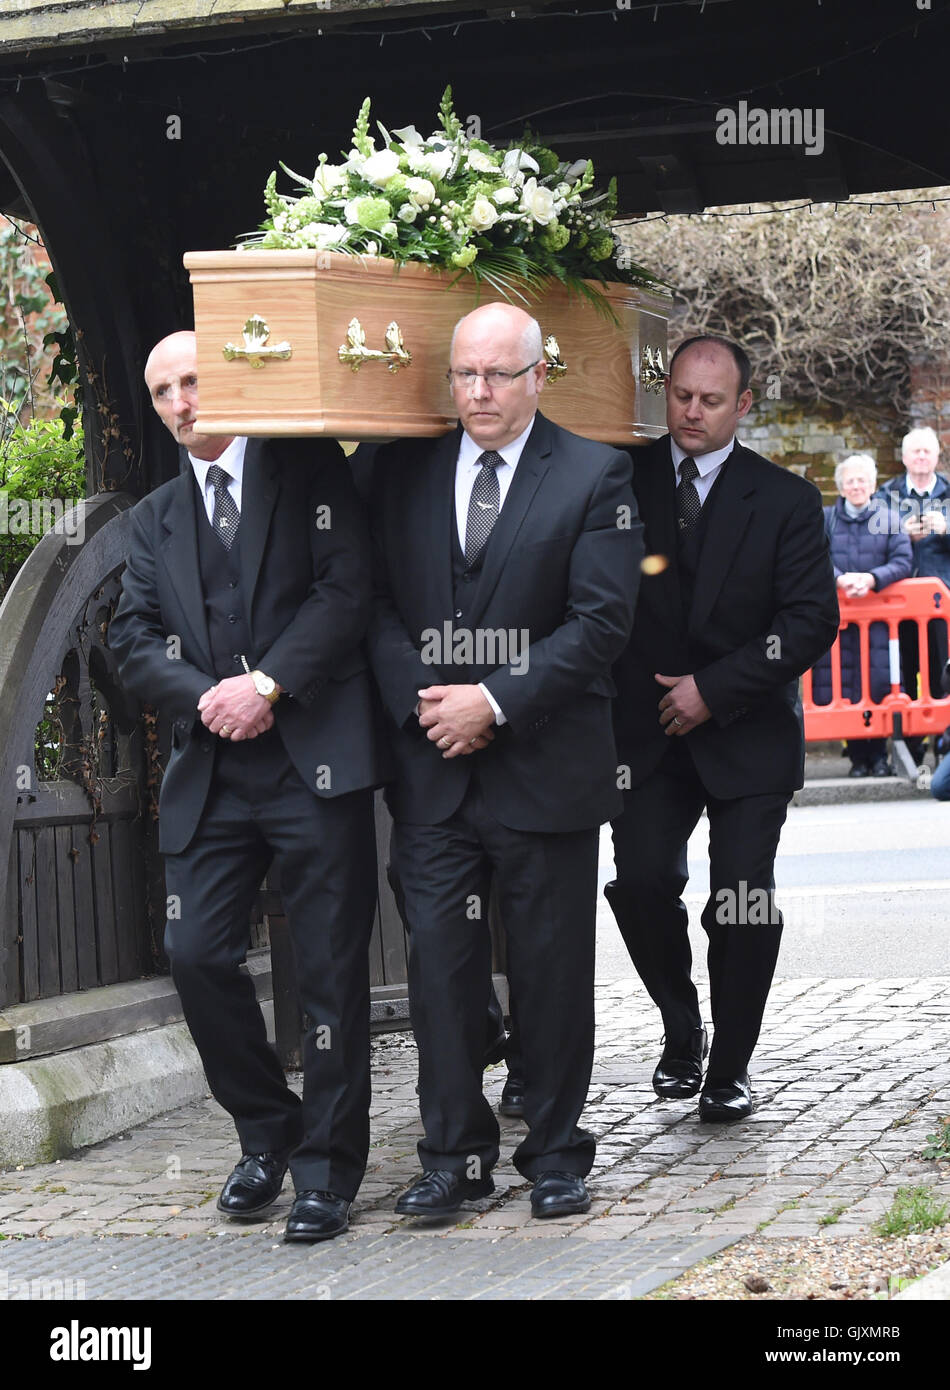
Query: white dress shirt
670,436,736,505
189,436,248,524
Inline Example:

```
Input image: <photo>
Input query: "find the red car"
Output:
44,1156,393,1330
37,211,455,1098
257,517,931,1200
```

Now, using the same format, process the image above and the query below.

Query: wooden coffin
184,250,670,445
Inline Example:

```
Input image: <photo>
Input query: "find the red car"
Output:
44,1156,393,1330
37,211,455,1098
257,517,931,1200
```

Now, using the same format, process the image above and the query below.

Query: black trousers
163,733,377,1200
608,739,790,1080
392,776,598,1180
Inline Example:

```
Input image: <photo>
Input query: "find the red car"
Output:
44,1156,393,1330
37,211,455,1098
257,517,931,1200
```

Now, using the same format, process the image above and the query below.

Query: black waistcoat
195,478,251,681
451,511,485,622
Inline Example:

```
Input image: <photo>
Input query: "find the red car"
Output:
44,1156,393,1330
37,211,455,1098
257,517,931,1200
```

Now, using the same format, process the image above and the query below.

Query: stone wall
739,400,905,501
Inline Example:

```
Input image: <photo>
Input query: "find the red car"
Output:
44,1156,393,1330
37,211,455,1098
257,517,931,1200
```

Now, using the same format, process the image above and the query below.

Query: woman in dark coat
812,455,913,776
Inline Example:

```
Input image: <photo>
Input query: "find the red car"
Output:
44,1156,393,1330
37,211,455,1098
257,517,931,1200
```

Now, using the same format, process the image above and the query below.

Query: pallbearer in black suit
368,303,641,1219
110,333,389,1242
610,336,839,1122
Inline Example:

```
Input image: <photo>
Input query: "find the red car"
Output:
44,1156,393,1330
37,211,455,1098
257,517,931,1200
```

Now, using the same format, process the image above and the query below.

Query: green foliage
0,411,85,596
872,1185,949,1238
921,1117,950,1162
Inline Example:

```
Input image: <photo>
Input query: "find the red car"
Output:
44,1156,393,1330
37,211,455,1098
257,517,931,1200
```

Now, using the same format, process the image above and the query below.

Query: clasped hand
198,674,274,740
656,672,712,737
417,684,495,758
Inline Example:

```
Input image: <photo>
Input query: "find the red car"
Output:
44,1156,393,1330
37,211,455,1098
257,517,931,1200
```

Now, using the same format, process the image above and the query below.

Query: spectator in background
876,427,950,761
812,455,912,777
929,661,950,800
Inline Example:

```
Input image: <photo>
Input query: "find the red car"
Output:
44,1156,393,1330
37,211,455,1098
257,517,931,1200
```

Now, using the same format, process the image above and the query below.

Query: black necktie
676,456,701,531
465,451,502,566
207,464,240,551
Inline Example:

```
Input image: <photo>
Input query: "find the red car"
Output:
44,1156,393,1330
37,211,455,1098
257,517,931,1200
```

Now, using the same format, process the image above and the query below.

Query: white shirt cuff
479,683,506,726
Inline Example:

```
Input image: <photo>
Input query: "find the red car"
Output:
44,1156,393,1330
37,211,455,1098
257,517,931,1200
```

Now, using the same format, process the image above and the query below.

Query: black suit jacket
109,437,391,853
367,412,643,832
613,435,839,798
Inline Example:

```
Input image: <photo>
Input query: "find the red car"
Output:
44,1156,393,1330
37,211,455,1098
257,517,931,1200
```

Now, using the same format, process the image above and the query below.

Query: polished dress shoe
216,1151,289,1216
653,1025,708,1099
394,1169,494,1217
530,1172,591,1218
870,757,892,778
498,1072,525,1117
848,763,870,778
699,1073,753,1123
284,1190,350,1243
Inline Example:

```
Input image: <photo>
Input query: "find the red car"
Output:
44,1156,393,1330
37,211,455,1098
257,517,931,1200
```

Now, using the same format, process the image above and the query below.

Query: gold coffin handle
222,314,292,369
640,344,666,394
543,333,567,383
338,318,412,373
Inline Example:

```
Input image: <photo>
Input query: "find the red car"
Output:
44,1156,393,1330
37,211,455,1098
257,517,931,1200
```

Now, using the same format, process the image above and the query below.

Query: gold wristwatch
241,657,280,703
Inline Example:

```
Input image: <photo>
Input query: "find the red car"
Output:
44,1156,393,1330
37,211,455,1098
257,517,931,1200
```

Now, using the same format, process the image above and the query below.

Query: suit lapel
159,470,214,672
422,429,459,628
467,412,552,626
238,438,279,619
687,443,757,638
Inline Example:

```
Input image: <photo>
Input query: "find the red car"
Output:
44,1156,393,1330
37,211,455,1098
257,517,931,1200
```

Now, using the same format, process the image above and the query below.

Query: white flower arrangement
241,87,659,307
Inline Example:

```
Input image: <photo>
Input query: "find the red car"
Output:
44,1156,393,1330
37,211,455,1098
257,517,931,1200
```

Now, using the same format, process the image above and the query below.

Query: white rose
343,198,362,224
492,186,518,206
312,163,347,198
397,203,419,223
520,177,556,225
406,177,436,208
362,149,401,187
466,149,499,173
312,224,349,248
469,195,499,232
407,146,454,181
381,222,398,238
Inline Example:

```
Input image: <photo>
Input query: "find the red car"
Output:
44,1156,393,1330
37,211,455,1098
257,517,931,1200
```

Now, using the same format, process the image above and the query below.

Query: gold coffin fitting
543,333,567,383
338,318,412,373
222,315,293,369
640,344,666,394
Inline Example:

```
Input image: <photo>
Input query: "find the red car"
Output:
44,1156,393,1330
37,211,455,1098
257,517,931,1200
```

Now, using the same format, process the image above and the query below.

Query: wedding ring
470,738,478,746
439,736,451,748
671,716,683,727
220,725,231,737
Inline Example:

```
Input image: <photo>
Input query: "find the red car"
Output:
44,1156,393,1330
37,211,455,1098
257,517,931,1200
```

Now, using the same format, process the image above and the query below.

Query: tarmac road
595,798,950,982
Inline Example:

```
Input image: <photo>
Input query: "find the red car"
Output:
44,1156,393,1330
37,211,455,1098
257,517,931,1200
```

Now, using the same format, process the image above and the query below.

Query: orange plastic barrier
802,576,950,741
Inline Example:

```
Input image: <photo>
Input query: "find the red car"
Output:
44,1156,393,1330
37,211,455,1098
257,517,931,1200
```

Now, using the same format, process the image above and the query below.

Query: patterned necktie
207,463,240,550
465,450,502,566
676,456,702,531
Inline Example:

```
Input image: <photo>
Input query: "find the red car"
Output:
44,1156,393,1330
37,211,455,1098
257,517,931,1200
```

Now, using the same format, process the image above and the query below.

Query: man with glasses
368,302,641,1219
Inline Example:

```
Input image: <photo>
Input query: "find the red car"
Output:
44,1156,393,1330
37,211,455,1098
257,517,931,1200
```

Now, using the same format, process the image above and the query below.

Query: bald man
110,332,389,1242
368,303,642,1219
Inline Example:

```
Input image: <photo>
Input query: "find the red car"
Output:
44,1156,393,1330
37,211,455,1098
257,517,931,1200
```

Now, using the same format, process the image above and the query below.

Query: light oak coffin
184,250,670,445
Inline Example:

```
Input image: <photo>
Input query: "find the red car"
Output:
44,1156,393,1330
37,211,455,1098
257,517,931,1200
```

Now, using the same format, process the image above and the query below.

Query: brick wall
739,399,905,502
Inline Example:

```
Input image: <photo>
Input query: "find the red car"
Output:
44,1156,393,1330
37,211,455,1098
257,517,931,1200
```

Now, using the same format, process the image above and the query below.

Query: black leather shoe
653,1025,708,1099
871,757,892,778
284,1190,350,1242
848,763,870,778
483,1031,509,1068
699,1073,753,1123
394,1170,494,1217
216,1151,289,1216
498,1073,525,1117
530,1172,591,1218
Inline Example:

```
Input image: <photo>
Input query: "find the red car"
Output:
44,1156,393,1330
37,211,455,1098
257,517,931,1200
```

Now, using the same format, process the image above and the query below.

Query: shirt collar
458,416,537,471
907,474,936,498
189,435,247,493
670,435,736,478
